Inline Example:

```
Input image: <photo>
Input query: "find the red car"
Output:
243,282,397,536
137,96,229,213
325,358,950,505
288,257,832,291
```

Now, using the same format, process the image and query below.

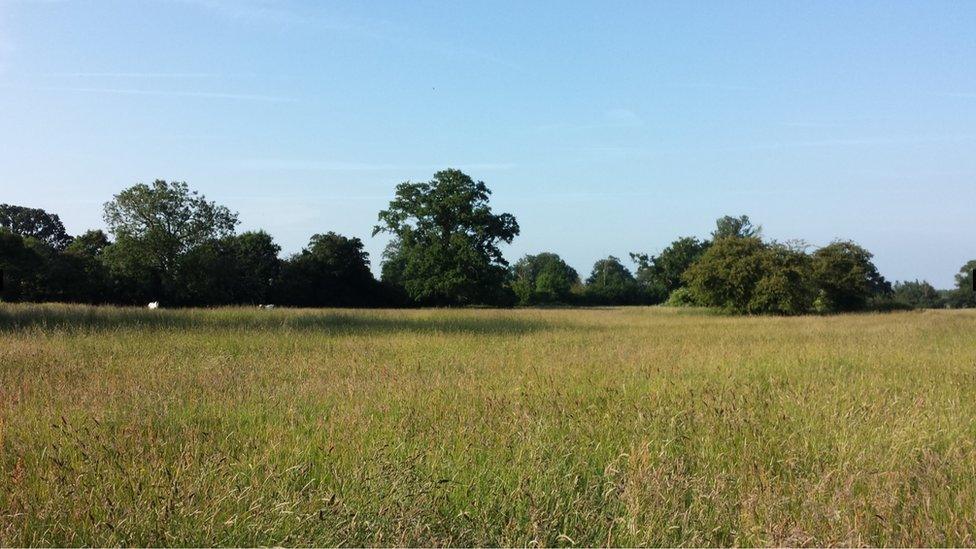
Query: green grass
2,303,976,546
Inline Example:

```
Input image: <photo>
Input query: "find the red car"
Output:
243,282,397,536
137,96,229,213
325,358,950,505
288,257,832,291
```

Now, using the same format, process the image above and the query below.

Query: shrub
665,287,698,307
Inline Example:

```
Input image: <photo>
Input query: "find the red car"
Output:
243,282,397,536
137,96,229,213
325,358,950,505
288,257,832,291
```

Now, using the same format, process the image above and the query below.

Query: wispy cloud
712,134,976,152
574,134,976,160
171,0,314,28
666,83,762,92
31,85,295,102
0,6,11,75
535,108,644,133
603,108,643,127
240,159,515,172
940,92,976,99
173,0,523,72
36,71,242,78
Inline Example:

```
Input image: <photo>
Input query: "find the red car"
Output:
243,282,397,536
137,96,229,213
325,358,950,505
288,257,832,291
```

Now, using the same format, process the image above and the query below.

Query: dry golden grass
2,303,976,546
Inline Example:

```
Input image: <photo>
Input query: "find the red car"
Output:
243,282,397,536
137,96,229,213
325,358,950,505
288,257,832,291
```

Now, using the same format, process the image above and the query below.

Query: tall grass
2,303,975,546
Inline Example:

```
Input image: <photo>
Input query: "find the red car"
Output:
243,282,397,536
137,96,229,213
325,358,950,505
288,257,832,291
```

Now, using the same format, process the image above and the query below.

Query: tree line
2,169,974,313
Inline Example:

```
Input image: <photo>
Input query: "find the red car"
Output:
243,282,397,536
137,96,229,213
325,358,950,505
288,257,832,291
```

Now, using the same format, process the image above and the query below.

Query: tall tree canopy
631,236,710,302
511,252,580,305
373,169,519,305
811,241,890,312
102,180,239,302
0,204,73,250
584,256,642,305
683,237,815,315
949,260,976,308
276,232,379,307
0,229,41,301
177,231,282,306
712,215,761,240
893,280,943,309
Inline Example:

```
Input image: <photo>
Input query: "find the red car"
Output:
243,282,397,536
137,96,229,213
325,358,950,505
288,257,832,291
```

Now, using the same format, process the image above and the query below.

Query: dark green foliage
0,230,110,304
0,229,43,301
631,236,710,303
228,231,282,304
748,242,816,315
712,215,761,240
584,256,642,305
684,238,815,315
102,180,239,303
1,183,948,315
684,237,768,313
176,231,282,306
892,280,943,309
811,241,891,313
100,236,164,304
0,204,73,250
948,260,976,308
665,287,698,307
511,252,580,305
66,230,110,257
56,231,113,303
374,169,519,306
276,232,380,307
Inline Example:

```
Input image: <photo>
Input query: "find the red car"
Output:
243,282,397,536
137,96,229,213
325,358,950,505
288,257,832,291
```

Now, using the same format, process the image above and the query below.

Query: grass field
2,304,976,546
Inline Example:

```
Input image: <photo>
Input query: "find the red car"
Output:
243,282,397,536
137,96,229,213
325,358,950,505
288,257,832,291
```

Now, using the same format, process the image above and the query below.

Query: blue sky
1,0,974,287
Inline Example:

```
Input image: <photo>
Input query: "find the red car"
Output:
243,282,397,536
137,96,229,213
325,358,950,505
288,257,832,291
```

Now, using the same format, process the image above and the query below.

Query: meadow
2,303,976,546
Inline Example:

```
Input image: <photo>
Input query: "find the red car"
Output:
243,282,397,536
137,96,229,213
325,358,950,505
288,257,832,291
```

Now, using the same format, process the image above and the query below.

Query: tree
631,236,710,302
683,237,768,313
227,231,281,304
811,241,890,312
0,229,42,301
276,232,378,307
748,242,815,315
0,204,72,250
712,215,761,240
173,231,282,306
60,230,113,303
102,180,239,303
893,280,943,309
584,256,641,305
683,237,815,314
373,169,519,306
66,230,110,257
511,252,580,305
949,260,976,308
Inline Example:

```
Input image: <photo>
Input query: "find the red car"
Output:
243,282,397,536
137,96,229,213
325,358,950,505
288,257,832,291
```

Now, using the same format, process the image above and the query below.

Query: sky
1,0,974,287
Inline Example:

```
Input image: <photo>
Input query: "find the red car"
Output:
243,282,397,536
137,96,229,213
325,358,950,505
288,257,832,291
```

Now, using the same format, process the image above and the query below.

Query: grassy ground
2,303,976,546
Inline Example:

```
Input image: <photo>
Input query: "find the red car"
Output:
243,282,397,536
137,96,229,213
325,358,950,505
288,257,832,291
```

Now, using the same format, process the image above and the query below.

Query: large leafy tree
584,256,642,305
631,236,710,302
373,169,519,306
276,232,378,307
227,231,282,304
748,242,815,315
0,204,73,250
683,237,768,313
102,180,238,302
949,260,976,308
683,237,815,314
0,229,42,301
811,241,890,312
1,227,113,303
66,230,110,257
511,252,580,305
177,231,281,306
58,230,113,303
893,280,943,309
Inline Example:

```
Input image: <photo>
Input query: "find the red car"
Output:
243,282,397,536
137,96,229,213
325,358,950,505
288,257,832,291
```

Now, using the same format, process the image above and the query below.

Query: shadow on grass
0,303,558,336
